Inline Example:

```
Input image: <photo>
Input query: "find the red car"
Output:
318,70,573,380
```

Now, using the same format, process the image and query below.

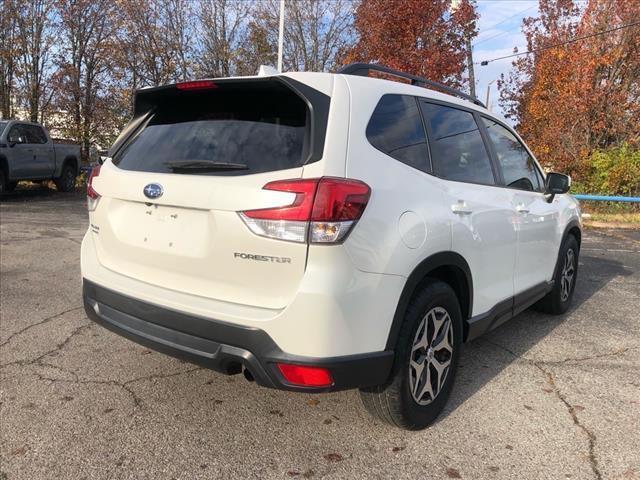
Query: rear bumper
83,279,393,392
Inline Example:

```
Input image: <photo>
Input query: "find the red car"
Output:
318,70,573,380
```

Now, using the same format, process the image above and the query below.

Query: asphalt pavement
1,187,639,480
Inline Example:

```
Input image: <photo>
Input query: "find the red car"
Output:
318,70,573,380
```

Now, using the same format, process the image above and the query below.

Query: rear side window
114,88,308,176
420,102,495,185
482,118,543,191
366,94,429,171
25,125,47,144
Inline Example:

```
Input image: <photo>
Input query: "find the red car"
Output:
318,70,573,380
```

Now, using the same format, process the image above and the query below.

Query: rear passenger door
420,101,517,317
481,118,558,294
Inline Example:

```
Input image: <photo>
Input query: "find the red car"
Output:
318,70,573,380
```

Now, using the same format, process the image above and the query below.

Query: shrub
577,144,640,197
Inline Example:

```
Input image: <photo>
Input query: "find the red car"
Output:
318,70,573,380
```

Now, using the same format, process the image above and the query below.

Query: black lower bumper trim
82,279,393,392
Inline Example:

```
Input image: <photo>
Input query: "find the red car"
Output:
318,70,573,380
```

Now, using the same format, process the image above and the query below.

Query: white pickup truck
0,120,81,194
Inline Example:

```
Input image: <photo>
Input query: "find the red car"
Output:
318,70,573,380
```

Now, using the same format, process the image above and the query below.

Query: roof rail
337,63,486,108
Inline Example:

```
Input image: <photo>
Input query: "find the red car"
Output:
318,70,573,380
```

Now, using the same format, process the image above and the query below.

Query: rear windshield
113,88,309,175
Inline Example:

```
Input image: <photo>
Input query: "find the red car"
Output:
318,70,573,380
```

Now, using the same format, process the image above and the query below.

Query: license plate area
110,201,211,257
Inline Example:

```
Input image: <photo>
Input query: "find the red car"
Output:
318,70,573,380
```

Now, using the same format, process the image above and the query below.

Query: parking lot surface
1,189,639,480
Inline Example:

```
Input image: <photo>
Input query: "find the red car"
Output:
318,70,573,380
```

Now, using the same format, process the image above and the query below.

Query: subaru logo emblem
143,183,163,199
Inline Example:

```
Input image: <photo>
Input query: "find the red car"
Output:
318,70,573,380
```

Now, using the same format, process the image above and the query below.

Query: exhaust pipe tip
243,367,255,382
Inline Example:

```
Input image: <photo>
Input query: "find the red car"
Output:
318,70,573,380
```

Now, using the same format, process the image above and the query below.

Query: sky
473,0,541,115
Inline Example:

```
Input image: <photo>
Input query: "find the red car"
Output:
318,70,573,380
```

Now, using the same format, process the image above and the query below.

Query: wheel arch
551,219,582,280
385,252,473,350
62,155,79,175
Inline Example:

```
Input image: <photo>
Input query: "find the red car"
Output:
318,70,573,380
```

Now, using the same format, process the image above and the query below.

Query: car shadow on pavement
440,251,633,421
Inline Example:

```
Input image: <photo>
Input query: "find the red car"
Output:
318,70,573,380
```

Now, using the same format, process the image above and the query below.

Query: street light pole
485,79,496,110
277,0,285,72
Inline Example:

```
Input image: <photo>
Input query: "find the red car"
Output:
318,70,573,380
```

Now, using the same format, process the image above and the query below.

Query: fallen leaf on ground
324,453,343,462
446,467,462,478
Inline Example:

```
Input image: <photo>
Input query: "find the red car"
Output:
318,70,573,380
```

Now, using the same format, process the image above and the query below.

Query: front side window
482,118,542,192
7,125,28,144
366,94,429,171
420,102,495,185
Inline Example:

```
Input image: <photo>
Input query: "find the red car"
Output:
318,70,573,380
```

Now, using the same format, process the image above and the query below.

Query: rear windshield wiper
163,160,249,172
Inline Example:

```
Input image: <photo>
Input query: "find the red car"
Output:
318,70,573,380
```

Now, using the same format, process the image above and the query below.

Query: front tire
359,280,463,430
54,164,76,192
534,235,579,315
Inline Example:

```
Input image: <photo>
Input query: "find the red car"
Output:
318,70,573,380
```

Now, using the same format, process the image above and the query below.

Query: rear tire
54,163,76,192
359,280,463,430
0,170,7,195
533,235,579,315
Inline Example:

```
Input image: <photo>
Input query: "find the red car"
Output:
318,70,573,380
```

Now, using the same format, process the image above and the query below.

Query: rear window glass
113,89,309,175
420,102,495,185
366,94,429,171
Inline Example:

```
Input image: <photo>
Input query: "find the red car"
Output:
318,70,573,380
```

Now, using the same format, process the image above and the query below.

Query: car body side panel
341,78,452,279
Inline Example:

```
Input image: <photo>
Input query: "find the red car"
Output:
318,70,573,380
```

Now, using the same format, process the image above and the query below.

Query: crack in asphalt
0,323,91,369
0,306,83,348
536,346,640,366
483,339,604,480
1,312,204,409
29,365,204,409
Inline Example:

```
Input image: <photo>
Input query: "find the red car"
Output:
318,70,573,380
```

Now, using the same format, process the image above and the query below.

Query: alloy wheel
560,248,575,302
409,306,454,405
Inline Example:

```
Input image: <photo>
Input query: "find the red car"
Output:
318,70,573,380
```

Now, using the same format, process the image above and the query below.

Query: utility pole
277,0,285,72
451,0,476,98
466,36,476,98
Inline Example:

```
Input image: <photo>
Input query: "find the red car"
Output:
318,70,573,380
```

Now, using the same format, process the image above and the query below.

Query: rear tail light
176,80,217,91
87,164,101,212
239,177,371,244
277,363,334,387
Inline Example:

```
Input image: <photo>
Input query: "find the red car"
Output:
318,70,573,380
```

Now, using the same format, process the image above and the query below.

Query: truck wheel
54,164,76,192
359,280,463,430
6,181,17,192
0,170,7,195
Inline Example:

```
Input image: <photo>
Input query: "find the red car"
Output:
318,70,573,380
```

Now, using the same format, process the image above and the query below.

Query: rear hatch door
90,78,330,310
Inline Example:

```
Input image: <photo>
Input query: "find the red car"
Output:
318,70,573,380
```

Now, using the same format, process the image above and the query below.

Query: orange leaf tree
343,0,478,89
499,0,640,179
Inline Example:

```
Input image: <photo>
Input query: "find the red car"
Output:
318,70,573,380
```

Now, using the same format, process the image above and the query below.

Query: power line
479,20,640,65
473,4,537,47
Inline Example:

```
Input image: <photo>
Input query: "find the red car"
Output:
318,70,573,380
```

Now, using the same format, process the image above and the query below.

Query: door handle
516,204,530,214
451,201,473,215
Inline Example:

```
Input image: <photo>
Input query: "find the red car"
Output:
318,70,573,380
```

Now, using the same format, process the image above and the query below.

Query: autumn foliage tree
499,0,640,186
345,0,478,89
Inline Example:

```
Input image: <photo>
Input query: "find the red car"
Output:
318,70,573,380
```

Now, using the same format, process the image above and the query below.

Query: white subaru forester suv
81,63,581,430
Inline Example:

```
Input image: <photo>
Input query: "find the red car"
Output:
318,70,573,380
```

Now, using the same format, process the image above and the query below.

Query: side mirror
545,172,571,202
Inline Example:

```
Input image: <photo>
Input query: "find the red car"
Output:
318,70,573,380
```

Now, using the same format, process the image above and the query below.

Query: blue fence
573,194,640,203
